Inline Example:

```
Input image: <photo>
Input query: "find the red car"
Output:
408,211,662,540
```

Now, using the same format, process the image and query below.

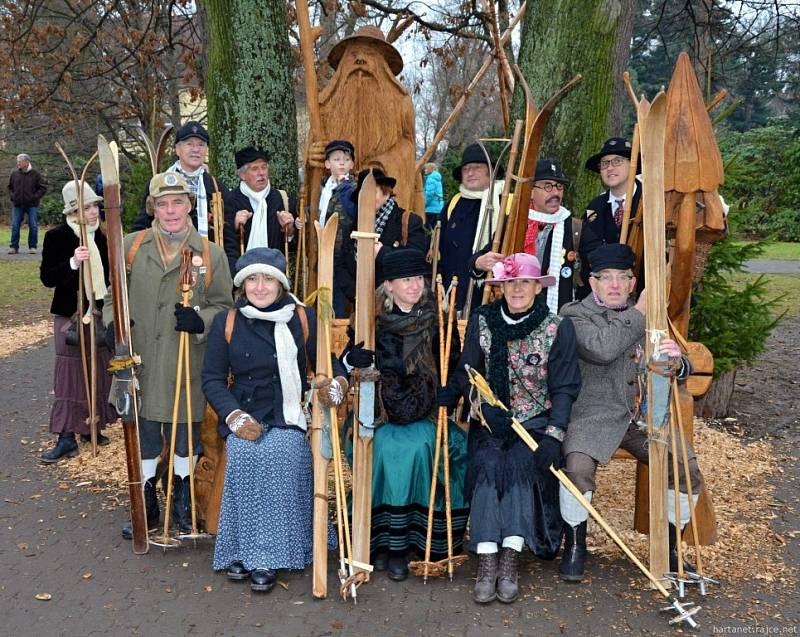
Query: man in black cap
557,243,701,582
470,159,600,313
318,139,356,225
131,121,229,239
438,142,504,311
222,146,296,275
582,137,641,246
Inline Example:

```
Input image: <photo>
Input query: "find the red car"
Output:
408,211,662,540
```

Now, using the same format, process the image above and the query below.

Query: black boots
560,521,587,582
172,476,192,534
669,523,696,573
250,568,277,592
473,553,498,603
41,433,79,463
80,432,110,446
227,561,251,581
496,548,520,603
121,477,160,539
387,552,409,581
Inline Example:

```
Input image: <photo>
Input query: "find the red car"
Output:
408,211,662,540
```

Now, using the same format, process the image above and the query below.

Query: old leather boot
496,548,520,603
80,432,110,446
227,561,251,581
560,521,587,582
250,569,277,593
473,553,498,603
122,477,159,539
387,551,409,581
669,523,696,573
172,476,192,533
41,433,79,464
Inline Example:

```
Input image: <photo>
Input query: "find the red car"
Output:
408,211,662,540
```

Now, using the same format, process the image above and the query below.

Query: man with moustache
131,121,229,242
470,159,600,313
582,137,641,246
104,173,232,539
438,143,504,311
222,146,296,275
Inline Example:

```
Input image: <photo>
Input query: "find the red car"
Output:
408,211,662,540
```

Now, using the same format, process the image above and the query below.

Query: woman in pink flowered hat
436,252,581,605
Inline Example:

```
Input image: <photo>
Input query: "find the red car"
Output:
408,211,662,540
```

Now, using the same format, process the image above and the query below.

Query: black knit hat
235,146,270,170
376,248,430,285
588,243,635,273
325,140,355,159
534,158,569,184
585,137,633,173
350,167,397,203
175,121,209,144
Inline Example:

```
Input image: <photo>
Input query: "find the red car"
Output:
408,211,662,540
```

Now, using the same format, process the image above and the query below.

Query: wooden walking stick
466,367,701,628
294,193,307,298
239,225,245,256
55,144,101,456
151,250,193,550
429,220,441,285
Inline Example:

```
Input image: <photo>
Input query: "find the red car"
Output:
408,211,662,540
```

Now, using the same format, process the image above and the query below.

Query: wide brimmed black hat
452,143,489,181
175,121,209,144
350,167,397,203
376,247,430,285
325,139,355,159
585,137,633,173
235,146,270,170
588,243,635,273
534,158,569,184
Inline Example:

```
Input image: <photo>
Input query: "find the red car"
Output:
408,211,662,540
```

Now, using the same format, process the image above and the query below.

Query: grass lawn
734,240,800,260
0,259,51,326
730,272,800,318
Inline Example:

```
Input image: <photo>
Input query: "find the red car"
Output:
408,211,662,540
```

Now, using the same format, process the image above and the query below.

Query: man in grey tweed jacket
557,243,702,582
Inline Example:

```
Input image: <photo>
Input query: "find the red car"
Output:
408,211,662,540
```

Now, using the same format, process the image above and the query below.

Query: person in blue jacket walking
423,162,444,229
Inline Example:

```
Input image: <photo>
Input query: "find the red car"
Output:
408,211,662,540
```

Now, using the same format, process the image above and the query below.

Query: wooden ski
350,169,379,581
311,214,339,598
501,73,582,256
97,134,149,555
638,91,670,582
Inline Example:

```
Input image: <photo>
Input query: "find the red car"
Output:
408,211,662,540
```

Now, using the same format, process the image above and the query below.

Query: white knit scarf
458,180,504,252
238,295,306,431
527,205,571,313
170,161,208,237
65,216,107,300
240,181,272,251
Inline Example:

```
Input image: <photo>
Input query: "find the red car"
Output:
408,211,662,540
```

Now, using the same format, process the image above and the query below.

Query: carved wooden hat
328,26,404,76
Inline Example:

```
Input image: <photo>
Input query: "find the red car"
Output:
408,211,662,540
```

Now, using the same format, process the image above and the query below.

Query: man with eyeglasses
582,137,641,246
470,159,599,313
131,121,229,243
556,243,702,582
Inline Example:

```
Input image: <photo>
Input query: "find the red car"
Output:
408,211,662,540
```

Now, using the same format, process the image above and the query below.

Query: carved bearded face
323,42,406,160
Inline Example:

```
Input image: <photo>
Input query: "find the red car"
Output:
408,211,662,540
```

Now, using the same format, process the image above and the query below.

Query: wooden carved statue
309,26,423,213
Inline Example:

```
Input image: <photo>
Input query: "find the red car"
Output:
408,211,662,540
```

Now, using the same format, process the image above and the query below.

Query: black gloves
175,304,205,334
348,341,375,368
436,386,459,408
534,435,563,472
482,404,514,446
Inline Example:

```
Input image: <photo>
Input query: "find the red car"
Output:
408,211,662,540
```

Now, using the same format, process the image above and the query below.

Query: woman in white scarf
202,247,346,593
39,181,114,463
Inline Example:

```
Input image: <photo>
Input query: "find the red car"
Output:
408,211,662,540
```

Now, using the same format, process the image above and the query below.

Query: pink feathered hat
485,253,557,287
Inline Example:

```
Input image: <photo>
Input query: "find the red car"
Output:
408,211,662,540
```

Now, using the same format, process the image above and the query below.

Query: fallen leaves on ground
0,320,50,359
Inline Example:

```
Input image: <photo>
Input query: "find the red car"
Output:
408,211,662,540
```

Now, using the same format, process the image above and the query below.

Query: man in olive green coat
104,172,232,538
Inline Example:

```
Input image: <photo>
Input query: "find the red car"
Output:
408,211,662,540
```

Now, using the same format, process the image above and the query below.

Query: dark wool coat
439,195,481,311
581,180,642,246
130,171,229,240
202,296,345,439
336,203,427,302
468,216,602,310
8,168,47,207
222,187,296,275
40,223,109,318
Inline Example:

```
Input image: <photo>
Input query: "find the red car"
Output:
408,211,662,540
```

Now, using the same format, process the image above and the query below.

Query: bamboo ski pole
466,367,701,627
669,409,685,581
441,278,458,580
429,221,441,286
619,123,640,245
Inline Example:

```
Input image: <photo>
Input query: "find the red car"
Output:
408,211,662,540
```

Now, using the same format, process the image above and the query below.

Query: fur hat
377,248,430,285
235,146,270,170
61,181,103,216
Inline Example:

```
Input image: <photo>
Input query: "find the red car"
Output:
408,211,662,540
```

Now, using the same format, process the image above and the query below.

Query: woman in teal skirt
343,248,468,581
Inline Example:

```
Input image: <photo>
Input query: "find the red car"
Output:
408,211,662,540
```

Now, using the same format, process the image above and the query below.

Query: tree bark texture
204,0,299,192
695,369,737,419
512,0,626,212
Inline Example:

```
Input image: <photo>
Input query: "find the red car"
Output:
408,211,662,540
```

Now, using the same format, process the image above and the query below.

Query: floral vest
478,313,561,421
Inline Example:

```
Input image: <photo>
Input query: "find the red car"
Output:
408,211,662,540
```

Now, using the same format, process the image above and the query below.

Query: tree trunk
695,370,737,419
204,0,298,192
512,0,626,212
